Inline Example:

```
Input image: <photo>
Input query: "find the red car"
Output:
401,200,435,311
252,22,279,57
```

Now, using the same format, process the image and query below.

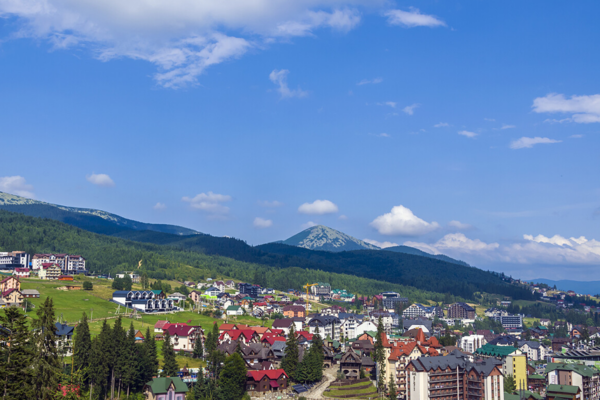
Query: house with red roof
219,329,260,345
12,268,30,278
154,320,170,334
165,323,204,354
245,369,289,392
0,275,21,292
2,288,24,307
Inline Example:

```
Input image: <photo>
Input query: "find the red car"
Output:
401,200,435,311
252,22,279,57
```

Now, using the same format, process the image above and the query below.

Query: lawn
324,381,378,398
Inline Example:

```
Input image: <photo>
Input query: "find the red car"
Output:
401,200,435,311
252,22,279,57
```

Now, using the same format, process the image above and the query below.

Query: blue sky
0,1,598,281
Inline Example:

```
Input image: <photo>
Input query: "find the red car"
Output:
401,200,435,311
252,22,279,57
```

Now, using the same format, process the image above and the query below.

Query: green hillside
382,245,471,267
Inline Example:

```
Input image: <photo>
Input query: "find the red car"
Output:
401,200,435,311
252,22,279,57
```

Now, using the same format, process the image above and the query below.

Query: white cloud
458,130,477,138
269,69,308,99
544,118,572,124
301,221,318,229
338,214,348,220
253,217,273,228
378,101,396,108
434,122,449,128
510,137,561,149
0,1,373,88
0,176,34,198
86,173,115,187
369,133,390,138
402,103,419,115
182,191,231,214
532,93,600,123
385,8,446,28
570,134,584,139
258,200,283,208
484,118,496,122
370,205,439,236
405,233,600,266
448,220,473,230
298,199,338,215
363,238,398,249
153,202,166,210
501,124,515,129
357,77,383,86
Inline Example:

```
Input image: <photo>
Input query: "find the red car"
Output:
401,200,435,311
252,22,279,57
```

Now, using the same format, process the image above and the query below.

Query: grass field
324,381,378,398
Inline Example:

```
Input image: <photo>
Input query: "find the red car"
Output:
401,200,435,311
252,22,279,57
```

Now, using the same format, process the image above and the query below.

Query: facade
546,363,600,400
245,369,289,392
310,282,331,297
339,347,363,379
55,322,74,357
1,288,23,307
0,251,30,268
239,283,259,298
0,275,20,292
460,335,487,353
143,377,188,400
282,305,305,318
39,263,62,280
165,323,203,354
407,350,505,400
448,302,476,320
112,290,177,313
32,254,85,273
21,289,40,298
226,306,243,316
517,341,547,361
475,344,527,391
381,292,409,310
13,268,30,278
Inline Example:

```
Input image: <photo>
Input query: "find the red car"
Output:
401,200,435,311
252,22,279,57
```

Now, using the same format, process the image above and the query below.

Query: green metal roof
150,290,162,295
545,363,600,378
547,385,579,395
528,374,544,380
474,343,518,357
227,306,241,311
146,377,188,394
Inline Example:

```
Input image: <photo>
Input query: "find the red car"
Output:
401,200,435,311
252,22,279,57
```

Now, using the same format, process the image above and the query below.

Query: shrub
83,281,93,290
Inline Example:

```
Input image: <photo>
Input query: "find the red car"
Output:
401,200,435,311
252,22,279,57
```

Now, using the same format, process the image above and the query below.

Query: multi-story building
448,302,476,320
0,251,30,268
517,341,547,361
165,323,204,354
239,283,259,298
55,323,74,357
381,292,409,310
32,254,86,273
460,335,487,353
0,275,20,292
475,344,527,391
406,350,504,400
546,363,600,400
403,304,442,319
310,282,331,297
340,314,361,340
307,315,341,341
39,263,62,280
370,310,393,333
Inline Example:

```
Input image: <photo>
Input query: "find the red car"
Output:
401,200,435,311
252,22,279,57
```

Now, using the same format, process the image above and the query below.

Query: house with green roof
546,363,600,400
143,377,188,400
547,384,580,400
226,305,243,316
474,343,520,358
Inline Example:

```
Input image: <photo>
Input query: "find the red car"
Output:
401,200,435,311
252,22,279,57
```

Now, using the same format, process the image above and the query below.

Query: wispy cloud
501,124,516,129
269,69,308,99
448,220,474,230
369,133,391,138
377,101,396,108
533,93,600,123
434,122,449,128
570,134,584,139
402,103,419,115
86,173,115,187
258,200,283,208
357,77,383,86
153,202,166,210
363,238,398,249
0,176,34,198
253,217,273,228
182,191,232,214
298,199,338,215
301,221,318,229
510,137,561,149
458,130,477,138
484,118,496,122
385,8,446,28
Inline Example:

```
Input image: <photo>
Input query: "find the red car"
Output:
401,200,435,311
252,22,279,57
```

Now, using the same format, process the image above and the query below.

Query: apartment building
460,335,487,353
165,323,204,354
310,282,332,297
517,341,547,361
407,350,505,400
546,363,600,400
32,254,86,273
307,315,341,341
39,263,62,280
0,251,30,268
448,302,476,320
403,304,442,319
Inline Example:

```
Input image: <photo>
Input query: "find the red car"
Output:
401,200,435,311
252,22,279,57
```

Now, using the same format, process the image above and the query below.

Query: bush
83,281,93,290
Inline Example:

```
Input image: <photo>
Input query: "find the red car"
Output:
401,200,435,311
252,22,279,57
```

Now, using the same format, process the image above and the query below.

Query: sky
0,1,598,281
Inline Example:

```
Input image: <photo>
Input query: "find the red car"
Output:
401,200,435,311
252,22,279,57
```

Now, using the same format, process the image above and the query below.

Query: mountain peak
281,225,380,252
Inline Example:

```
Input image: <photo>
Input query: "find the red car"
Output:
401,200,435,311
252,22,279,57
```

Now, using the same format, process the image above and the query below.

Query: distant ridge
382,245,471,267
281,225,380,252
532,279,600,295
0,191,200,236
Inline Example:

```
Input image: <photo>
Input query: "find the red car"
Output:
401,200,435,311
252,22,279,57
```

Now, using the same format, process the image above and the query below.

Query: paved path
304,367,337,399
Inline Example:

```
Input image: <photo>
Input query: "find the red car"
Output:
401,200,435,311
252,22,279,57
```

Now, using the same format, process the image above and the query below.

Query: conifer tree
73,312,91,388
31,297,61,400
211,322,219,349
309,334,324,382
90,320,113,399
388,374,397,400
112,317,128,398
219,353,247,400
123,323,138,398
162,330,179,377
281,325,299,380
144,327,159,378
375,317,387,394
0,307,33,399
193,333,204,359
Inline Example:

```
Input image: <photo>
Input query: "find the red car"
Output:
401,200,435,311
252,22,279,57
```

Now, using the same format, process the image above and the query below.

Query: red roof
246,369,288,381
219,323,235,331
42,263,59,268
15,268,29,273
166,323,199,337
2,288,18,297
262,336,286,345
154,320,170,329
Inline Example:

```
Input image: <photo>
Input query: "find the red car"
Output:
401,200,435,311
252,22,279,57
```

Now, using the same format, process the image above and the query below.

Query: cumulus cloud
338,214,348,220
370,205,439,236
153,202,166,210
405,233,600,266
301,221,318,229
0,1,374,88
298,199,338,215
357,77,383,86
510,137,561,149
258,200,283,208
253,217,273,228
0,176,34,198
402,103,419,115
363,238,398,249
501,124,515,129
385,8,446,28
532,93,600,123
434,122,449,128
86,173,115,187
182,191,231,214
448,220,474,230
458,130,477,138
269,69,308,99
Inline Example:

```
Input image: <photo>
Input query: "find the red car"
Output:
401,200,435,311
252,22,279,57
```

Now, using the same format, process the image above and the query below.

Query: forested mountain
382,245,470,267
0,210,442,301
280,225,380,251
0,191,199,236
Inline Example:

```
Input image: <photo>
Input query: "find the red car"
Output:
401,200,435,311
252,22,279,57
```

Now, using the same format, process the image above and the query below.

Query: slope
280,225,380,252
382,245,471,267
0,191,199,236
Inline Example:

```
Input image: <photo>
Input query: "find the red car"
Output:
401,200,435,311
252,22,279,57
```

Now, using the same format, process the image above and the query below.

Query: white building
0,251,30,268
307,316,341,341
517,341,547,361
355,321,378,338
32,254,86,273
460,334,487,353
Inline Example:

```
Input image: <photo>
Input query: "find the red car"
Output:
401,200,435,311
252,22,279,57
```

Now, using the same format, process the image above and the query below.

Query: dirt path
305,367,337,398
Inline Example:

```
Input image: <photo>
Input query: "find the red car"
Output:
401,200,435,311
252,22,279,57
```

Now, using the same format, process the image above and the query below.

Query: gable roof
145,377,188,394
246,369,288,381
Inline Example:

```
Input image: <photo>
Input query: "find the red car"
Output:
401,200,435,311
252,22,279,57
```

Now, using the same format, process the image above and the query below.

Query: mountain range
0,192,200,236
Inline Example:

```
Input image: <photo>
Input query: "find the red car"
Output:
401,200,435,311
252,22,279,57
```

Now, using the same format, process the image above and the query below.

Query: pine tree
31,297,61,400
281,325,299,380
162,330,179,377
211,322,219,349
375,317,386,394
191,366,205,400
388,374,397,400
308,334,324,382
193,333,204,359
219,353,247,400
73,312,91,388
122,323,138,398
145,327,159,378
89,320,112,399
0,306,34,399
112,317,128,398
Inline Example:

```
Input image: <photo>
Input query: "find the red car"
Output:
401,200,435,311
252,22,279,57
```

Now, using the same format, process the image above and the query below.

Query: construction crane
302,283,318,311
